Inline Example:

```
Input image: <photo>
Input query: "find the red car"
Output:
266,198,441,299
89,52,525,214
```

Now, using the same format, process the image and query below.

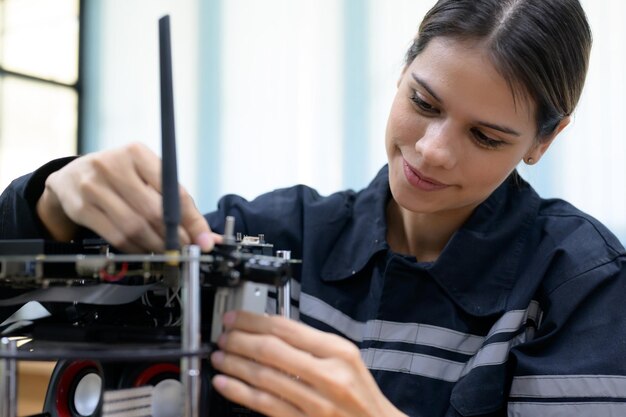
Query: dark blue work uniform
2,161,626,417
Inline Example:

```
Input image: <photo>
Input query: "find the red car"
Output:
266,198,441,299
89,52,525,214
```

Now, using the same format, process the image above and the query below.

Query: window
0,0,80,190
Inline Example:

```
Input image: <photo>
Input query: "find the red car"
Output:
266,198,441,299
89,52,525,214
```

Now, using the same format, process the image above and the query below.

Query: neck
385,199,475,262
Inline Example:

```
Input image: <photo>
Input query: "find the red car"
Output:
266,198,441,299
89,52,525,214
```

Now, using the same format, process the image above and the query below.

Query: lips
402,159,449,191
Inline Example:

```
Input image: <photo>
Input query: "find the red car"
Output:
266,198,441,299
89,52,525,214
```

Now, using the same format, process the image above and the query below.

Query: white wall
219,0,343,198
83,0,199,196
518,0,626,240
84,0,626,242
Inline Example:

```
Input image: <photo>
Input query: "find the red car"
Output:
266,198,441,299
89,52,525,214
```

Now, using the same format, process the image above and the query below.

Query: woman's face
386,37,550,218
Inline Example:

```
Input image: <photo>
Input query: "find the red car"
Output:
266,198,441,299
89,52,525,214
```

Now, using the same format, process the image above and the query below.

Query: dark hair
405,0,592,140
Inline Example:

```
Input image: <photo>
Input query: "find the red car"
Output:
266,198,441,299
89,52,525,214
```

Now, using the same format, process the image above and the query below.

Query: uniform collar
320,167,540,317
320,166,390,280
428,172,540,316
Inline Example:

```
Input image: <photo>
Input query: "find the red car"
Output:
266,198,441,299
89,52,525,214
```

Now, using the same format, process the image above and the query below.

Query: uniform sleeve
508,256,626,416
203,185,325,260
0,157,77,239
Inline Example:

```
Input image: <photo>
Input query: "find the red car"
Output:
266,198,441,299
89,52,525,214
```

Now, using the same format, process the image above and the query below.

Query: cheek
462,152,522,192
386,100,424,148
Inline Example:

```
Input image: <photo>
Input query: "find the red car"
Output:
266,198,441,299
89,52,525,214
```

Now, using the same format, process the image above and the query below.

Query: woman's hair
406,0,592,140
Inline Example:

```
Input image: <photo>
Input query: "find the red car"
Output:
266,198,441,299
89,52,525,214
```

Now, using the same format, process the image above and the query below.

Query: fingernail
213,375,228,389
223,311,236,327
195,232,213,251
211,350,224,365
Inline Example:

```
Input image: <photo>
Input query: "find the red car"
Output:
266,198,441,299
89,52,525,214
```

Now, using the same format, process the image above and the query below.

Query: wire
99,262,129,282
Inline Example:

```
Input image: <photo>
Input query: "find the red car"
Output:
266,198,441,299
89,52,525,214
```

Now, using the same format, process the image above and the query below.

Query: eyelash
470,129,505,149
410,91,505,150
410,92,438,114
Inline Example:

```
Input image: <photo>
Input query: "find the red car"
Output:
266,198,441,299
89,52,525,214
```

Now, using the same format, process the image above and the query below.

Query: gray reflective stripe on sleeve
484,301,541,339
461,334,524,377
301,293,542,381
300,292,539,347
361,348,465,382
508,402,626,417
510,375,626,399
526,300,542,324
360,335,526,382
366,320,484,355
458,302,541,375
300,293,366,341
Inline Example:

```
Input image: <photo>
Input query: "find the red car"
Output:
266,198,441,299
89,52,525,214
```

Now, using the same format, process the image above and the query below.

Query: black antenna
159,15,180,252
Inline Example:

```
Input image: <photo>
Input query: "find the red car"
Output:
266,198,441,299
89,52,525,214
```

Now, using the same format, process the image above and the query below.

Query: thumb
179,191,219,251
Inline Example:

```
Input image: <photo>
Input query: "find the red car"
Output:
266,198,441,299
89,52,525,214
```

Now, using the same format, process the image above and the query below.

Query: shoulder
204,167,389,264
537,197,623,253
207,184,357,230
530,195,624,293
204,184,359,257
206,166,389,232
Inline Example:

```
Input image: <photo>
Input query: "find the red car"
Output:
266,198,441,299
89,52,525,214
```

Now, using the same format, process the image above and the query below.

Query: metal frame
0,246,204,417
0,245,292,417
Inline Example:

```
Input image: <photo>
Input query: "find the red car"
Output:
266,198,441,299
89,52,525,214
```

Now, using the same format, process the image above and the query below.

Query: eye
410,91,438,114
470,128,505,149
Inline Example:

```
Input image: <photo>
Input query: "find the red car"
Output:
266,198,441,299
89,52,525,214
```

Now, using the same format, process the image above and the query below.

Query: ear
525,116,570,164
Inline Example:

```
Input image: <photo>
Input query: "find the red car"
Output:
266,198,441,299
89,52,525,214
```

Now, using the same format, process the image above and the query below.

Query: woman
2,0,626,416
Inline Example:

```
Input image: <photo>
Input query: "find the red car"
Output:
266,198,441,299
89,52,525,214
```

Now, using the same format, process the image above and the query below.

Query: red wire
99,262,129,282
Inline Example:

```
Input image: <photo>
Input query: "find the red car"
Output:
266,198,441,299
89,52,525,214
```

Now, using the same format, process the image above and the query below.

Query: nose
414,121,458,170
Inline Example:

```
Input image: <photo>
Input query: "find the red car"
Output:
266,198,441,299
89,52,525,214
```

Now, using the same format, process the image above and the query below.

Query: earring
525,157,534,165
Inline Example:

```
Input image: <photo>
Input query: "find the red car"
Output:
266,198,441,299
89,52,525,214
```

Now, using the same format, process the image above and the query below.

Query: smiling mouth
402,160,449,191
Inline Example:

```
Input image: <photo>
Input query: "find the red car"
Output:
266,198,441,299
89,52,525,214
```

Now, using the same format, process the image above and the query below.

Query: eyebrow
411,72,522,137
476,120,521,137
412,73,443,103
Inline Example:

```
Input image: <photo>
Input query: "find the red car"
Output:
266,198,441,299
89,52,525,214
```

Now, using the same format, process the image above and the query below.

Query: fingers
49,149,164,252
211,373,307,417
126,142,163,191
73,204,148,253
211,351,335,417
218,311,376,409
122,143,218,251
40,142,220,253
223,311,360,360
217,330,320,387
78,174,165,252
215,314,403,417
124,143,213,249
89,146,166,243
216,327,368,409
196,231,224,250
37,179,80,242
179,189,218,251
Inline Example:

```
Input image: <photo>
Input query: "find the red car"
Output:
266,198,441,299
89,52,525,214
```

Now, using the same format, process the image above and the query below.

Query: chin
389,182,441,214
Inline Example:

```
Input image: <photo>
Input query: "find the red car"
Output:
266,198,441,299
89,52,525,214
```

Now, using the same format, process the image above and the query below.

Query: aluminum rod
0,338,17,417
275,250,292,319
181,245,201,417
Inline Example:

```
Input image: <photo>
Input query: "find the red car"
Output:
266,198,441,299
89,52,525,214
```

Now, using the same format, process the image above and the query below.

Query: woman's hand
36,142,220,253
210,311,407,417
